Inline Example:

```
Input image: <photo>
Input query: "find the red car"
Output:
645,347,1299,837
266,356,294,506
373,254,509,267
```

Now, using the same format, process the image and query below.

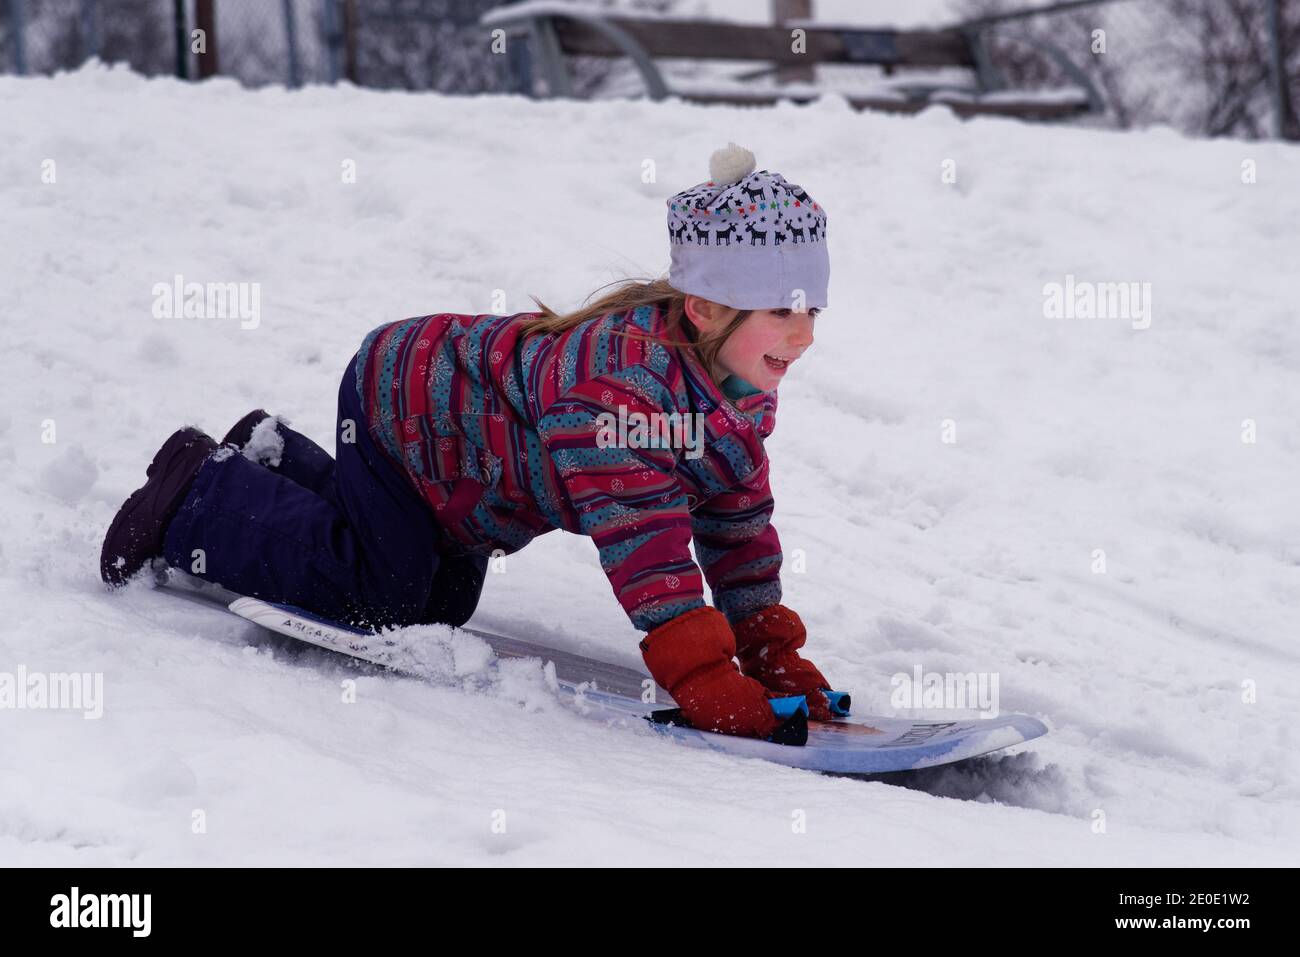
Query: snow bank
0,62,1296,865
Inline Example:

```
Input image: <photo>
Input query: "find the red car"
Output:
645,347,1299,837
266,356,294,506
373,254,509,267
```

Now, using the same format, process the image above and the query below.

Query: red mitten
641,606,780,739
733,604,834,721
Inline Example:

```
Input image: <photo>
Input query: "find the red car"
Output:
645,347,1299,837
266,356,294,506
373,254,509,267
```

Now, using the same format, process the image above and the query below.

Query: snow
1,62,1298,865
38,445,99,505
242,415,286,468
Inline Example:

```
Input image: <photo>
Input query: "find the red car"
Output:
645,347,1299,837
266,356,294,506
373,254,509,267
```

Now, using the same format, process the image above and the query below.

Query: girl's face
695,302,818,392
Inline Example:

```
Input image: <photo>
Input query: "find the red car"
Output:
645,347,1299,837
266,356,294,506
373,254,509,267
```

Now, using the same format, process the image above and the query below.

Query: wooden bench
479,1,1100,121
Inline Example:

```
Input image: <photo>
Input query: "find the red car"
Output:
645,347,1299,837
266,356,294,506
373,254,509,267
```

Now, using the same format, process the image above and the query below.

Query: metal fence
2,0,1297,139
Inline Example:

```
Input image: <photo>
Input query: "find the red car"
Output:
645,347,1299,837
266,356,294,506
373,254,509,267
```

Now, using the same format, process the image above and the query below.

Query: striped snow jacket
354,303,782,632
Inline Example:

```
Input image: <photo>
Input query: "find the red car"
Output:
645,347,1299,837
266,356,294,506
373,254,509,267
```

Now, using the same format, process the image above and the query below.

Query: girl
101,143,834,741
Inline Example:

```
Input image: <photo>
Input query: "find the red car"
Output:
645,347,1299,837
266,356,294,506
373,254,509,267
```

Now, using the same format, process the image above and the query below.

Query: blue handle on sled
647,697,809,746
768,695,809,720
823,689,851,717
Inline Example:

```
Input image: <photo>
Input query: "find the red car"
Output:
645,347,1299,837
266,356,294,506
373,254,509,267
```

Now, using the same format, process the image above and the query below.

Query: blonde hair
514,276,750,386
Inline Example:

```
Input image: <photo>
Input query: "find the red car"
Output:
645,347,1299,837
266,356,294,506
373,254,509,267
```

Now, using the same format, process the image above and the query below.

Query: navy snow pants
163,358,488,629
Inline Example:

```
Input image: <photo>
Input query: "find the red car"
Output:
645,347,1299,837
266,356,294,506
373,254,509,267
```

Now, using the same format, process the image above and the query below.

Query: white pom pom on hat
708,142,756,186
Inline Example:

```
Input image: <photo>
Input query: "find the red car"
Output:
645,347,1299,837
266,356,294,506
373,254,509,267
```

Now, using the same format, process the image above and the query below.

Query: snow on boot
100,427,218,586
220,408,270,449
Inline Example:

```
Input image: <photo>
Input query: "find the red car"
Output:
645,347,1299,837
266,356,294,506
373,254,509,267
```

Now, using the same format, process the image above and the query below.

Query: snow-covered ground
2,63,1298,866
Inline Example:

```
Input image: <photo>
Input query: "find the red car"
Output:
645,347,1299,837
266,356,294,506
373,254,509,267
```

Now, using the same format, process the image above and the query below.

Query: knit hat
666,143,828,311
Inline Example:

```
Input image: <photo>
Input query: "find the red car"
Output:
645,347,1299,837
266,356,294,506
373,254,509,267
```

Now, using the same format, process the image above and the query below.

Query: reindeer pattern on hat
667,170,826,248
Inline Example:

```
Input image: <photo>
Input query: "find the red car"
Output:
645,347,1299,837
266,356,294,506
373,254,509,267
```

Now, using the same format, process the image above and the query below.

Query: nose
790,313,815,350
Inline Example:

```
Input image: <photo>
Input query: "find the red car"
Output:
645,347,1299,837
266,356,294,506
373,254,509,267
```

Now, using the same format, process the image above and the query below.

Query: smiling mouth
763,354,792,372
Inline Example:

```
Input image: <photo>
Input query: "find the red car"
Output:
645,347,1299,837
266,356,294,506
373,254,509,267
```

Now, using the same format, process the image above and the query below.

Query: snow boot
221,408,270,449
100,427,218,586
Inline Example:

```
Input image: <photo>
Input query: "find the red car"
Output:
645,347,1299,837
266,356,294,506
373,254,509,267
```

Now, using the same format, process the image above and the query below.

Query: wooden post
1265,0,1299,140
195,0,218,78
343,0,359,84
173,0,188,79
282,0,301,87
774,0,814,85
79,0,100,62
323,0,341,83
10,0,27,75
